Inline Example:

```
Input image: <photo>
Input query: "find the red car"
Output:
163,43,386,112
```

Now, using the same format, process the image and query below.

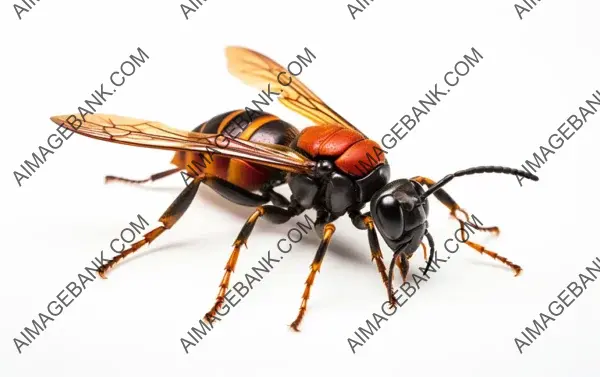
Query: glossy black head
370,179,429,252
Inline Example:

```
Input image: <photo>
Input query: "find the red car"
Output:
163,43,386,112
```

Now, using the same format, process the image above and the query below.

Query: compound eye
372,195,404,241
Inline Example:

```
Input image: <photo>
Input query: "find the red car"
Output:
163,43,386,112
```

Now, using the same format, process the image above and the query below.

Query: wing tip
225,45,247,52
225,45,263,60
225,45,242,58
50,114,87,128
50,115,67,126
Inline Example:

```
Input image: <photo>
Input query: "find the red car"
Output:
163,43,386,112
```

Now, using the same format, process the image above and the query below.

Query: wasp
50,47,538,331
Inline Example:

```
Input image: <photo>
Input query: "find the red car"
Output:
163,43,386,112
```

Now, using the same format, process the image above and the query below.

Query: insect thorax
288,160,391,217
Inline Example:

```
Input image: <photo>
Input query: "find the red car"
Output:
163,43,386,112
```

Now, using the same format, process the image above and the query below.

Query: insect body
50,46,538,331
170,109,299,202
289,124,389,216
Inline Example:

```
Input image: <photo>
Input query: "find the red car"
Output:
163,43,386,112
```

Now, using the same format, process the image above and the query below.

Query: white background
1,0,599,376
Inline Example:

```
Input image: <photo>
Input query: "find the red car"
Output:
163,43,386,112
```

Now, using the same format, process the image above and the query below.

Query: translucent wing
49,114,316,174
225,46,367,138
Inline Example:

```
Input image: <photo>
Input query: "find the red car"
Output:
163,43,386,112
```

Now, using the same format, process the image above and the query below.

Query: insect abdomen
171,110,299,191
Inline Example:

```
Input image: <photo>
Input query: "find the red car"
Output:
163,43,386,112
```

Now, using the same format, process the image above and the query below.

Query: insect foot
289,320,302,332
97,264,110,279
204,298,225,324
452,207,500,237
514,266,523,277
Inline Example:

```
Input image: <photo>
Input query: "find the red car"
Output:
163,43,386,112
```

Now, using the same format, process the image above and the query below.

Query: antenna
419,166,538,202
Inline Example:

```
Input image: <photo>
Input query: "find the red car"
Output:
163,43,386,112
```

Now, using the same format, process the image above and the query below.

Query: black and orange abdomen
170,110,299,191
294,124,385,177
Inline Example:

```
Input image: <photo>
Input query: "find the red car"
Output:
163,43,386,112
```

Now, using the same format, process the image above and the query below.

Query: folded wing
50,113,316,174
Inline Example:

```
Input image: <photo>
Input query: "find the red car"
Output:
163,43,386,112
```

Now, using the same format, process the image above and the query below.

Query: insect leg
97,175,204,278
105,167,181,185
420,241,427,260
463,240,522,276
412,176,521,276
395,252,410,283
348,211,390,305
411,176,500,239
290,218,336,332
204,203,302,322
422,230,436,276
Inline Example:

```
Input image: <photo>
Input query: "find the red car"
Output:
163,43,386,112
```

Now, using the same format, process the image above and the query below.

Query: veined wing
49,114,316,174
225,46,367,138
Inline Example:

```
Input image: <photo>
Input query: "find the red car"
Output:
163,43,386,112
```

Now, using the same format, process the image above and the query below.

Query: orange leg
350,211,393,306
386,251,410,308
411,176,520,275
204,207,265,322
290,223,336,332
97,175,203,278
420,242,427,260
452,207,499,241
362,216,390,299
412,176,498,235
464,240,522,276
